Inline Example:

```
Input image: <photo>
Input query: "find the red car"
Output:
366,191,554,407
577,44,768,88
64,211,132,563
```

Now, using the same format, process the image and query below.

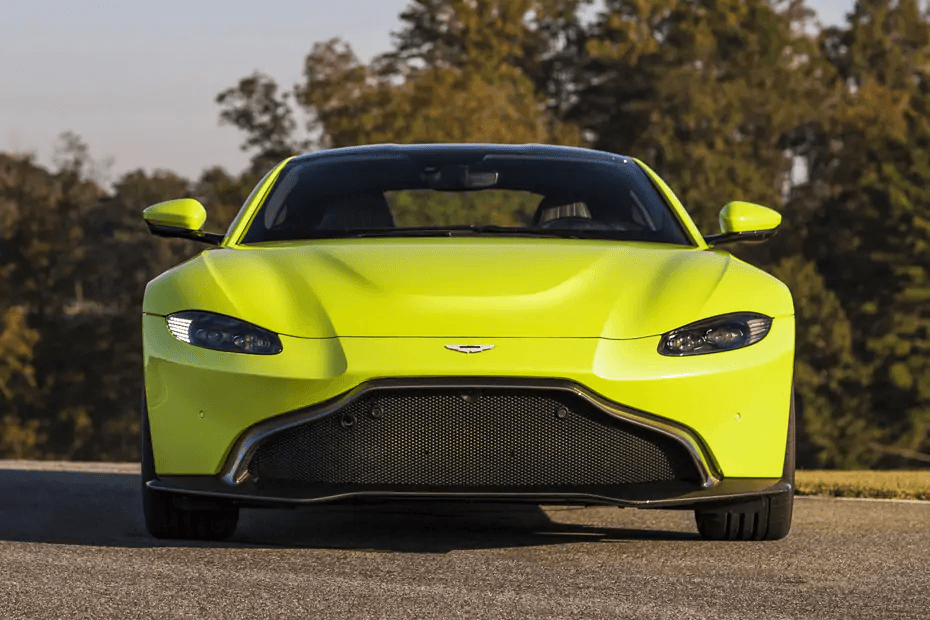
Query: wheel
694,492,793,541
141,396,239,540
694,391,795,541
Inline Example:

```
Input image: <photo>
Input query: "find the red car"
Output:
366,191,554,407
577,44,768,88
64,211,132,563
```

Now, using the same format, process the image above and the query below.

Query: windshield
241,153,693,245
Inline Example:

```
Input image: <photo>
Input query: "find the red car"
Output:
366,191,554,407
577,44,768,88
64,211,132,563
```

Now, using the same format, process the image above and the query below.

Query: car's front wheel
141,397,239,540
694,491,793,541
694,391,795,541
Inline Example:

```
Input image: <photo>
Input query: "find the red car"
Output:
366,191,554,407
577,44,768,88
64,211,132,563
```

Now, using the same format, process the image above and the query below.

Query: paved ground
0,462,928,619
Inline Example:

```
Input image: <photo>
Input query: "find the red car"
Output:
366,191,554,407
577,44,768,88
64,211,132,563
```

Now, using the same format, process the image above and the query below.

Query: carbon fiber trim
147,477,790,509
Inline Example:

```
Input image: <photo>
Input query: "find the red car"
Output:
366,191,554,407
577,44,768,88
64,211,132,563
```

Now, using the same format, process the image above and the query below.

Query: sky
0,0,854,181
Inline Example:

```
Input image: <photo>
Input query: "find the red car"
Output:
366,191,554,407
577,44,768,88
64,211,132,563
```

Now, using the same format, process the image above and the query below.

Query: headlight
165,311,283,355
658,313,772,356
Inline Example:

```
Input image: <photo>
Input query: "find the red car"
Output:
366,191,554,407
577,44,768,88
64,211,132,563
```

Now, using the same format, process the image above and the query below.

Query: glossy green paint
142,237,794,478
719,201,782,234
143,198,207,231
142,159,795,483
143,238,792,339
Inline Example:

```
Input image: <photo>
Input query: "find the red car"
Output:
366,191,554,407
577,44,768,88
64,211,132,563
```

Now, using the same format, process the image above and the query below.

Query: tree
799,0,930,464
771,256,882,467
0,146,108,459
289,2,588,148
216,72,301,172
582,0,826,229
0,305,41,458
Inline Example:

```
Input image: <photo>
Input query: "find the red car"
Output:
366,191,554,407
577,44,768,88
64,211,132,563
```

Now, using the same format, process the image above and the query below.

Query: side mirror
143,199,223,245
704,201,781,246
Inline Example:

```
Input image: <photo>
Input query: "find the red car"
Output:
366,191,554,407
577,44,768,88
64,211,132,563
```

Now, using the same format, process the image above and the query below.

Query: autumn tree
580,0,825,228
0,138,107,458
213,2,588,154
0,154,43,456
797,0,930,465
216,72,302,172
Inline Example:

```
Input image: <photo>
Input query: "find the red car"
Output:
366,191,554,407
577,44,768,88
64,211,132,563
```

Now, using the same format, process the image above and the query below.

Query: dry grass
0,461,926,501
795,470,930,500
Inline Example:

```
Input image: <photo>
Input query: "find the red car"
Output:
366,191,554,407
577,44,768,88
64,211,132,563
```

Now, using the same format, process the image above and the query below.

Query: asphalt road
0,462,928,619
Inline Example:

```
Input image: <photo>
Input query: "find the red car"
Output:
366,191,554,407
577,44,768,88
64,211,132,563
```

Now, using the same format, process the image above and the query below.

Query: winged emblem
444,344,495,354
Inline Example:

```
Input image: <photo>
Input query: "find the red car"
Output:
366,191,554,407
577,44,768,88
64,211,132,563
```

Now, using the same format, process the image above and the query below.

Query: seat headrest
318,192,396,230
532,196,592,225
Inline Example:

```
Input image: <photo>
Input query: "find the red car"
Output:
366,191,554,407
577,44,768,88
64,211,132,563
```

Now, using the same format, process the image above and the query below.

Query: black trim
703,228,779,246
146,222,224,245
216,377,721,488
781,389,796,487
147,476,790,510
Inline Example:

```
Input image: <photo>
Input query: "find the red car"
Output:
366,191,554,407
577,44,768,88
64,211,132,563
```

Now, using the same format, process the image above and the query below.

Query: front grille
247,388,700,488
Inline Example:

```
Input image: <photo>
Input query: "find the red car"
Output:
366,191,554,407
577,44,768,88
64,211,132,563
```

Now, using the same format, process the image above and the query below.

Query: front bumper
143,378,794,510
143,314,794,479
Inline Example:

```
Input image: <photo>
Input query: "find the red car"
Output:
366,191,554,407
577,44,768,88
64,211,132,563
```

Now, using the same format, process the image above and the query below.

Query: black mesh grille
247,388,699,488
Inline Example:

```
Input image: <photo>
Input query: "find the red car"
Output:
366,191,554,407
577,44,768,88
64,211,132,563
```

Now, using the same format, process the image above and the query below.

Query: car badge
445,344,495,354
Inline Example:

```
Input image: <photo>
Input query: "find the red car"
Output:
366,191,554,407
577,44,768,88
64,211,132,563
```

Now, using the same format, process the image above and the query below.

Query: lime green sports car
141,144,795,541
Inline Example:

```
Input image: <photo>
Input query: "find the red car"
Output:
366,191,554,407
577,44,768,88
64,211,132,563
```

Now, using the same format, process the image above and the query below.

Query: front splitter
148,476,791,510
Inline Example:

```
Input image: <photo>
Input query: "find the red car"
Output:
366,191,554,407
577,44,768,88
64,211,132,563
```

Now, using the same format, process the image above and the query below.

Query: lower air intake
247,388,699,488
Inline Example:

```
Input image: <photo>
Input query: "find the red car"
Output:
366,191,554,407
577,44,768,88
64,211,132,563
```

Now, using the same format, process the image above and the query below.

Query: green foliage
583,0,827,230
0,306,41,458
208,0,930,468
771,256,883,467
388,190,539,227
793,0,930,466
0,306,37,401
0,142,254,460
296,42,579,147
216,72,300,172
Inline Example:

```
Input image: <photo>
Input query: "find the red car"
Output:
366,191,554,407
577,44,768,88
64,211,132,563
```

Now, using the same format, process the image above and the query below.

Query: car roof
288,143,631,165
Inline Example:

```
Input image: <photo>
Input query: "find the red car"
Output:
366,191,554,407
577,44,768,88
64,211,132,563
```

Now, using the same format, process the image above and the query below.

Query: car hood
144,238,793,339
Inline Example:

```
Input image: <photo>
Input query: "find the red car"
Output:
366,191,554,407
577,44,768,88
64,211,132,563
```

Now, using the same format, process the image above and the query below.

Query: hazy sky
0,0,853,180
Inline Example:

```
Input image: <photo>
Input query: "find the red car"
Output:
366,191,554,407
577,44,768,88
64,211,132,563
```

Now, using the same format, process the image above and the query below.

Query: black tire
694,492,793,541
141,396,239,540
694,391,795,541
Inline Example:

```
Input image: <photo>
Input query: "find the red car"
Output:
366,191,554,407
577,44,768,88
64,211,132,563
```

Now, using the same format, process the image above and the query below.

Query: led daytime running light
164,311,282,355
166,316,193,343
